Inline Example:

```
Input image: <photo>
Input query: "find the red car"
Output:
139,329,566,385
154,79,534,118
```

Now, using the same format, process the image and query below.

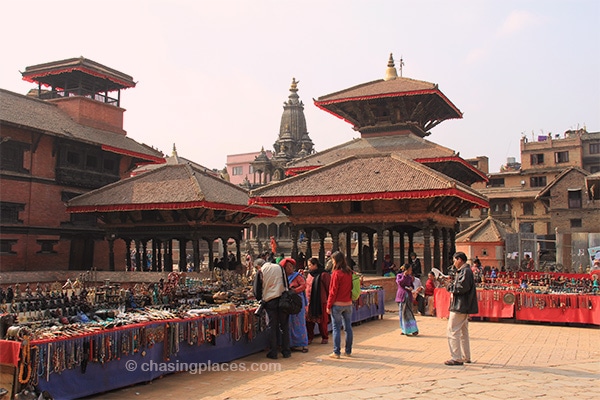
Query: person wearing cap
444,251,479,366
253,259,291,359
281,257,309,352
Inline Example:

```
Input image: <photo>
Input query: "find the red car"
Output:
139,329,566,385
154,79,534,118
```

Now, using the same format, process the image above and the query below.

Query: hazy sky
1,0,598,173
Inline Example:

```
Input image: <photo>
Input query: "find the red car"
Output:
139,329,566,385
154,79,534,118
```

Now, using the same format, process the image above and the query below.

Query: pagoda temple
249,54,489,275
0,57,164,271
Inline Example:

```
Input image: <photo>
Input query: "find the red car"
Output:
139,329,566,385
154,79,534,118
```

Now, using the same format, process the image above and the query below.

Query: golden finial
290,78,299,92
384,53,398,81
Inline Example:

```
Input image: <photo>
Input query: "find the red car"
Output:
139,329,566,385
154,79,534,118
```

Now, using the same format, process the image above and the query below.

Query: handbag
278,267,302,315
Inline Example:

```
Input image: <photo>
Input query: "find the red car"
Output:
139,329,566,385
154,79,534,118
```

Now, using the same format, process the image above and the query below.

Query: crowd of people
251,250,355,360
250,248,479,367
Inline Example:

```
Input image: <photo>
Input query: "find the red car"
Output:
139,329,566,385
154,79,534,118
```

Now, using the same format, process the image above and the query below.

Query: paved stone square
85,304,599,400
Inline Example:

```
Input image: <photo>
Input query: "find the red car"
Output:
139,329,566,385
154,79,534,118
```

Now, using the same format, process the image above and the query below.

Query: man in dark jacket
445,251,479,366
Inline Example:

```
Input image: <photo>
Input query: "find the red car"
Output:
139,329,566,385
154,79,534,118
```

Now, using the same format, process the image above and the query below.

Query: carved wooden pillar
346,230,352,261
388,229,394,264
376,228,384,276
207,238,214,271
422,225,432,276
331,228,340,253
357,231,364,272
155,239,162,272
442,228,450,273
291,228,298,259
193,239,200,272
179,239,187,271
142,241,148,271
408,231,414,259
108,237,115,271
135,240,142,271
306,229,312,259
125,239,132,272
368,233,375,271
222,238,229,270
152,239,159,272
399,230,405,266
319,233,326,266
433,228,441,272
235,237,241,271
164,240,173,272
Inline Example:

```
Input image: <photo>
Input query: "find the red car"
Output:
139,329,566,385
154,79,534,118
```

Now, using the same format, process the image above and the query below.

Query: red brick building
0,57,163,272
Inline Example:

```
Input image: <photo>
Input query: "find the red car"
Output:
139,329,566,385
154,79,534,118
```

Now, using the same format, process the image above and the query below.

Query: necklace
18,336,33,384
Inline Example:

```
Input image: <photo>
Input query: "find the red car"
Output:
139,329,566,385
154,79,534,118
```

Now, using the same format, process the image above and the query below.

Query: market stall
434,271,599,325
0,275,384,400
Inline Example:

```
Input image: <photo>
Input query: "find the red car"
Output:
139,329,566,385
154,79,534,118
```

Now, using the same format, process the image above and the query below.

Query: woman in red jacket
326,251,353,359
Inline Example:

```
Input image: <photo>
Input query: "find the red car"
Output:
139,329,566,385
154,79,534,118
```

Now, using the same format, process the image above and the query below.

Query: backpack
352,273,362,301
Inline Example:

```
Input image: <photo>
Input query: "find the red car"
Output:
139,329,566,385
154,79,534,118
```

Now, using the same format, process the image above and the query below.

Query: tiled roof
67,163,277,216
536,167,589,199
456,215,516,243
316,77,437,102
287,134,455,169
250,153,487,207
0,88,163,162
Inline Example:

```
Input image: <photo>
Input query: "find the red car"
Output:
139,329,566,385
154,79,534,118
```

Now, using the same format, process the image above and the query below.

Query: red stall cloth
517,272,591,280
0,339,21,366
434,289,515,319
515,294,600,325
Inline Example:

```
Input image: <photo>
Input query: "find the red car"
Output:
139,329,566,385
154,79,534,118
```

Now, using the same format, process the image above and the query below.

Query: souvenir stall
434,272,599,325
351,285,385,323
0,273,384,400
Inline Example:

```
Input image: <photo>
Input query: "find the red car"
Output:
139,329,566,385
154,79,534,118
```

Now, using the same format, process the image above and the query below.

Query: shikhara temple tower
251,78,315,184
250,54,489,275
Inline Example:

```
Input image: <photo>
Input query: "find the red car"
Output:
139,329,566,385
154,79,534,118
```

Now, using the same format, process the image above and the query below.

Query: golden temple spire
384,53,398,81
172,143,178,157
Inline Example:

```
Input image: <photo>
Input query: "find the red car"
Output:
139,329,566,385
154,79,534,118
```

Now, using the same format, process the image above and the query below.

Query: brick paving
85,303,600,400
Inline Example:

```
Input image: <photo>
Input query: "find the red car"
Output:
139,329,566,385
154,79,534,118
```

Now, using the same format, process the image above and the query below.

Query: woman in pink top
326,251,353,359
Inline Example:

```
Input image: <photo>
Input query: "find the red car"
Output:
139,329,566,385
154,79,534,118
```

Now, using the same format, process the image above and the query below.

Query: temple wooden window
530,153,544,165
0,140,29,173
530,176,547,187
351,201,362,213
554,151,569,164
568,189,582,209
37,240,58,254
0,202,25,224
522,202,534,216
570,219,582,228
0,239,17,254
589,143,600,154
66,151,81,166
86,154,98,169
103,158,116,173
